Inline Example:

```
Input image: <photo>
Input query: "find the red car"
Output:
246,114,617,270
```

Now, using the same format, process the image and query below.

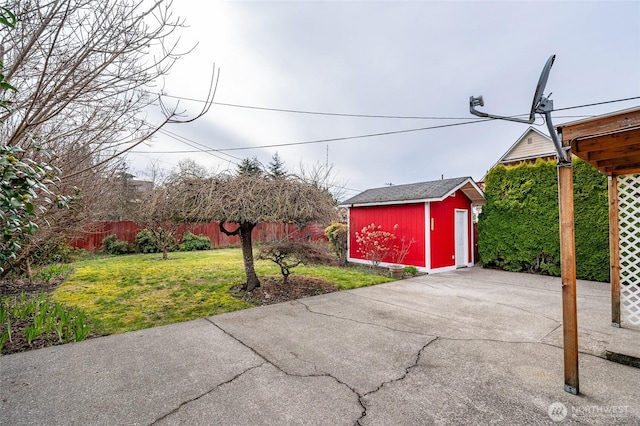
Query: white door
455,210,468,267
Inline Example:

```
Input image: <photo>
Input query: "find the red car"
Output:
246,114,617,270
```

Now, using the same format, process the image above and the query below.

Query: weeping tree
131,161,210,260
0,0,216,275
198,173,338,291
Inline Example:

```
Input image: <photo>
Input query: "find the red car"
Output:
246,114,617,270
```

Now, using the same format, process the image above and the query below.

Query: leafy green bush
478,158,609,282
101,234,133,255
403,266,419,276
178,232,211,251
135,229,160,253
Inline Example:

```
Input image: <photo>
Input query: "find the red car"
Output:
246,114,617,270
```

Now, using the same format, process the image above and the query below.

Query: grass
53,248,393,336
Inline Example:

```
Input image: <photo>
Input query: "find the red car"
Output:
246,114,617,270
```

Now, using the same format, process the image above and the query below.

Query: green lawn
52,249,393,336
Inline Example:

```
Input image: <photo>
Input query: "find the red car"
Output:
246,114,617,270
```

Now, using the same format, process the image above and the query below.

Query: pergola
555,106,640,395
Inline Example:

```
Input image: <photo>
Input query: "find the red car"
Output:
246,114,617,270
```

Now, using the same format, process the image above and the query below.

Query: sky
127,0,640,200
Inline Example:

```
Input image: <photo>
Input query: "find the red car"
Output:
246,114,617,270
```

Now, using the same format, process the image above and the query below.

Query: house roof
340,176,485,207
497,126,555,164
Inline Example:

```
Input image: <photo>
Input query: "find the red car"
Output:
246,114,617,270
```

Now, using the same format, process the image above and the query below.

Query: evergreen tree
267,152,287,178
236,157,263,176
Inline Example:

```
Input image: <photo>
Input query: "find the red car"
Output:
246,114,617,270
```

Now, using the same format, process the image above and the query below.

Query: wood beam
562,109,640,142
586,145,640,162
572,128,640,155
595,152,640,169
603,161,640,175
558,162,579,395
609,176,621,327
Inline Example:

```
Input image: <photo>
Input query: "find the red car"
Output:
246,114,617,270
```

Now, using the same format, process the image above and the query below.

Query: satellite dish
528,54,555,122
469,54,556,124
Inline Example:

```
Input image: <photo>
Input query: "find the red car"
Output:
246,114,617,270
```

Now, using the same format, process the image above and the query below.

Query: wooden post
609,175,621,327
558,162,579,395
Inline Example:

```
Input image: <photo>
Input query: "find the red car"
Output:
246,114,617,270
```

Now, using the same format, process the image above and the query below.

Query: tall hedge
478,158,609,282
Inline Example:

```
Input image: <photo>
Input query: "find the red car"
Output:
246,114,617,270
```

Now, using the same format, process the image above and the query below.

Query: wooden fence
70,221,328,251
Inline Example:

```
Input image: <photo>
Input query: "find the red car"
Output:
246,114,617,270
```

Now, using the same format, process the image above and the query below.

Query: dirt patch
231,275,338,305
0,276,66,298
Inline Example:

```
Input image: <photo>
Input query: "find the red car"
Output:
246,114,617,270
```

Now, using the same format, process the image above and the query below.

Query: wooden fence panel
71,221,327,251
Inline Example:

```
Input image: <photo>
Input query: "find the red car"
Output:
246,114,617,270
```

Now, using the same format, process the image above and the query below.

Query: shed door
455,209,468,267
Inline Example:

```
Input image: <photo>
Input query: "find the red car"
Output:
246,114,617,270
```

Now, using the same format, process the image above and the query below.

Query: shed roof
340,176,485,207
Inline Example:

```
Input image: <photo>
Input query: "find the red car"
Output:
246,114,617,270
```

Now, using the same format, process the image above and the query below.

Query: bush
325,222,348,265
178,232,211,251
403,266,419,276
478,158,609,282
135,229,160,253
101,234,133,255
258,240,335,283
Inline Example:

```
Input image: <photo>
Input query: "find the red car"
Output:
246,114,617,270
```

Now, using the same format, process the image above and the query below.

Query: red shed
340,177,485,273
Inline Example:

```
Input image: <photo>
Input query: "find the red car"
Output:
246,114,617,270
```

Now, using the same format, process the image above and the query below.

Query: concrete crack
205,317,366,425
456,295,560,324
150,362,266,425
355,338,439,426
296,299,433,337
539,323,563,343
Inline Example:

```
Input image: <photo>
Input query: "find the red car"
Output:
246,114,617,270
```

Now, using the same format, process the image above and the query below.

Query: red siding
349,203,426,267
71,222,326,251
429,190,472,269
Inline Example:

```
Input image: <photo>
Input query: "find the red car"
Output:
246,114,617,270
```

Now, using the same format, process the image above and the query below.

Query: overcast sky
128,0,640,200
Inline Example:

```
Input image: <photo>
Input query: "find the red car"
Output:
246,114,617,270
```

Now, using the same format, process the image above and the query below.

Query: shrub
178,232,211,251
478,158,609,282
403,266,419,276
325,222,348,265
135,229,160,253
258,241,335,284
31,241,76,265
101,234,133,255
355,224,397,267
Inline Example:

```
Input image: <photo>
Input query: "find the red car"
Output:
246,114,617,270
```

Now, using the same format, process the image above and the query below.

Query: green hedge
478,158,609,282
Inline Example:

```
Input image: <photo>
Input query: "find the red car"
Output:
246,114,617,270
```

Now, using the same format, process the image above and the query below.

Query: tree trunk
239,222,260,291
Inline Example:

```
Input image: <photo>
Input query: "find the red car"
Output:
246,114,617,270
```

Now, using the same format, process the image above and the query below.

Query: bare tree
0,0,216,272
258,241,335,284
197,173,338,291
298,160,348,203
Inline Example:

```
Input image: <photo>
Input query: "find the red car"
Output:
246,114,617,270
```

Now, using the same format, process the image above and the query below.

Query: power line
159,92,640,120
131,117,496,154
157,128,243,164
553,96,640,112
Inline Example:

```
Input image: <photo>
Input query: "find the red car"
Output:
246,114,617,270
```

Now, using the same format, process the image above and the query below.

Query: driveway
1,267,639,425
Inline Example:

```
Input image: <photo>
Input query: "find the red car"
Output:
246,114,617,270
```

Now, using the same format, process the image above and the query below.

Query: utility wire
157,128,243,163
553,96,640,112
159,93,475,120
131,117,496,154
159,92,640,120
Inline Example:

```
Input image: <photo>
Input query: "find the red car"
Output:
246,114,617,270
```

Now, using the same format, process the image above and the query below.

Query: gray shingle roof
341,176,473,205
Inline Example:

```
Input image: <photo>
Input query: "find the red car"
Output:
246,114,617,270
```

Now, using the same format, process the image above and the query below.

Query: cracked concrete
2,267,640,425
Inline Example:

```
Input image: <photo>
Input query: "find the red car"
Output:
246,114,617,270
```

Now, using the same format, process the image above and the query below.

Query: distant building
478,126,557,190
495,126,556,166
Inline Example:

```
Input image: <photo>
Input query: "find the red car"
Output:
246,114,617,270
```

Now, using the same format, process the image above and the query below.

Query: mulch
231,275,338,305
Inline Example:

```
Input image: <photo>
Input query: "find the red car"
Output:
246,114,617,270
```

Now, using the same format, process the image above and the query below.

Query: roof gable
341,176,485,206
498,126,555,164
